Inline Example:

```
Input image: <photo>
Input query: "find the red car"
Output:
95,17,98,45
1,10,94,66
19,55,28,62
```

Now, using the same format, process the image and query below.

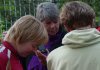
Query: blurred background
0,0,100,38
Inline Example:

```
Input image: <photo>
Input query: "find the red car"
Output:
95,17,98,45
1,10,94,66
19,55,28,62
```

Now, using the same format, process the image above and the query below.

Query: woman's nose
50,23,55,28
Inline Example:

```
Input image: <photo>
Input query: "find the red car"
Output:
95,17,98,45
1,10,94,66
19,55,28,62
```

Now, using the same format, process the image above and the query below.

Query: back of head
60,1,95,30
36,2,59,22
4,15,48,46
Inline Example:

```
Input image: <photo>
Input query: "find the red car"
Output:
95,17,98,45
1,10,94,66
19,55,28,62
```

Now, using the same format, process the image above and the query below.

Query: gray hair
36,2,59,22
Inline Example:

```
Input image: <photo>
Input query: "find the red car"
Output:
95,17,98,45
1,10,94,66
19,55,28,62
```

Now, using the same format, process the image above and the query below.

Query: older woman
27,2,66,70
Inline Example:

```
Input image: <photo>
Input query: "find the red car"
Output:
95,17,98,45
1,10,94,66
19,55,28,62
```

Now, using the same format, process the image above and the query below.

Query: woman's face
17,41,39,57
42,19,60,36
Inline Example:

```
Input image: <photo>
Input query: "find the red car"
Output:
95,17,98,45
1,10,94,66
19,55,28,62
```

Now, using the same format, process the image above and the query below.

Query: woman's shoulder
0,45,8,59
0,46,8,69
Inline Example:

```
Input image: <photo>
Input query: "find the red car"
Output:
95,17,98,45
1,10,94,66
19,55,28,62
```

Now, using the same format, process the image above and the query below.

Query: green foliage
58,0,100,16
95,17,100,26
0,0,100,33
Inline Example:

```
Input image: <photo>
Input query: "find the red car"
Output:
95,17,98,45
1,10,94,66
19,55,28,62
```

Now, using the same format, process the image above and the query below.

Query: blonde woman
0,15,48,70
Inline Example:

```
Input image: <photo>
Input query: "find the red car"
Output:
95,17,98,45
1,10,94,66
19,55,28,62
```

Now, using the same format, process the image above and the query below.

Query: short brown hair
60,1,95,29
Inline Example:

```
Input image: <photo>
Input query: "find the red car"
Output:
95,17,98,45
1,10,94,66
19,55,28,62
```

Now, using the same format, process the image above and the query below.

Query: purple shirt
27,26,66,70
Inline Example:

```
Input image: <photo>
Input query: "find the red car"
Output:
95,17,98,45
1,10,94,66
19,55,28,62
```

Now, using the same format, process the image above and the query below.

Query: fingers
35,50,47,65
35,50,46,59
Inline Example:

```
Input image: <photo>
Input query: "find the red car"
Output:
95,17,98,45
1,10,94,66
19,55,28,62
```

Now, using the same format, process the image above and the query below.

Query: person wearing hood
47,1,100,70
27,2,66,70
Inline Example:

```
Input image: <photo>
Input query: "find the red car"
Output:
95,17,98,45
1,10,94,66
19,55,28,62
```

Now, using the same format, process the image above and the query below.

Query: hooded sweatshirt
47,28,100,70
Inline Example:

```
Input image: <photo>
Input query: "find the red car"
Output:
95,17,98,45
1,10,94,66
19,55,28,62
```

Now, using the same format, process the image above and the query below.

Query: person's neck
5,40,17,51
76,25,91,30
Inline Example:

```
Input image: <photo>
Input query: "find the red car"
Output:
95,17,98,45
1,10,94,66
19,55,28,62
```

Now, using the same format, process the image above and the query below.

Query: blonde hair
4,15,48,47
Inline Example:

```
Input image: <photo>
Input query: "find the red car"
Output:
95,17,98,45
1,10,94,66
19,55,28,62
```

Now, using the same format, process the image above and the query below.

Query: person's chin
19,52,28,57
49,32,57,36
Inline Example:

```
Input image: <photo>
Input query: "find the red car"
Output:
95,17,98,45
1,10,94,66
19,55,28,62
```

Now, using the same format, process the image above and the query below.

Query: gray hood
62,28,100,48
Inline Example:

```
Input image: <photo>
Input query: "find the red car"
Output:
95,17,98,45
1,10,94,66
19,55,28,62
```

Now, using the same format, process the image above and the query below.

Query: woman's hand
35,50,47,65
